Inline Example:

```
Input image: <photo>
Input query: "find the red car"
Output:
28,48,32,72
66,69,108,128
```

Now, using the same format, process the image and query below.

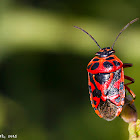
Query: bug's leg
123,63,133,68
124,75,135,104
124,75,135,86
125,85,136,104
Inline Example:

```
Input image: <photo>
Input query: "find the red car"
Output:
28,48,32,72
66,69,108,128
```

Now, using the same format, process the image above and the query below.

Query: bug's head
95,47,115,58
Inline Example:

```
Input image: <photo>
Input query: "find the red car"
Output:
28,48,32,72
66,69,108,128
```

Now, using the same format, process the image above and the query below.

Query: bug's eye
108,50,115,55
111,50,115,53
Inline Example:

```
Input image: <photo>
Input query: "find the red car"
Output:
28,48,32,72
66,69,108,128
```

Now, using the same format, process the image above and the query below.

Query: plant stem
128,119,140,140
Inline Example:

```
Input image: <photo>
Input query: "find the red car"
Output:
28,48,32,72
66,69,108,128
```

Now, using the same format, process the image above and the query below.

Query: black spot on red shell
87,63,92,69
93,107,96,110
91,63,99,70
94,100,97,105
106,57,114,60
115,96,120,103
103,61,113,68
93,58,99,61
93,88,102,98
113,61,120,66
95,73,110,84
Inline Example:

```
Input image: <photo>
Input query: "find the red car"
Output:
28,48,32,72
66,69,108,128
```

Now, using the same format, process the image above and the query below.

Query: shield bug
74,18,138,121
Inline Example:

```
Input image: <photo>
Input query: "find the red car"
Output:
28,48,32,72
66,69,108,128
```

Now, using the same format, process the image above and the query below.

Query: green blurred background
0,0,140,140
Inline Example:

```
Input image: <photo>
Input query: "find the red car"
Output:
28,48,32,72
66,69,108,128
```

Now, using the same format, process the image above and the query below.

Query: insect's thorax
87,54,123,74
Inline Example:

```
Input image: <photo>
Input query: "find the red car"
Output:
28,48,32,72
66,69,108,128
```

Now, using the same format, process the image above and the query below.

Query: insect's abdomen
88,68,125,121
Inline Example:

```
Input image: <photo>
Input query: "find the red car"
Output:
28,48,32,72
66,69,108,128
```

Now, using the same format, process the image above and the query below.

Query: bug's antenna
74,26,102,49
112,18,139,49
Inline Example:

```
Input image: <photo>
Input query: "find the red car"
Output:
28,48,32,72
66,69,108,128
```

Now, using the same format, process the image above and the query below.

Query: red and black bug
74,18,138,121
